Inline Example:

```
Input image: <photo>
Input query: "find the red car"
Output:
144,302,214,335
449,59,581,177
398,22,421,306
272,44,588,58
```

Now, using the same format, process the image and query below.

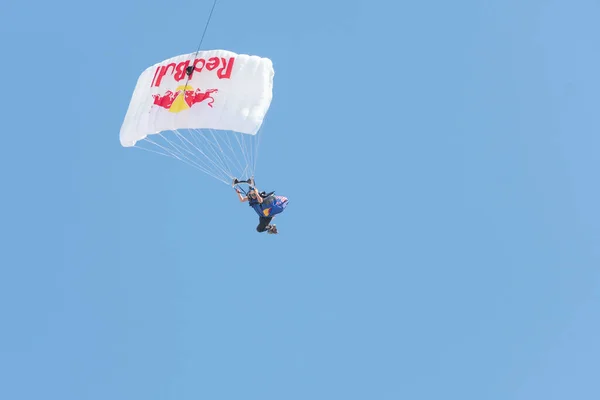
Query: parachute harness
233,178,254,197
233,178,274,204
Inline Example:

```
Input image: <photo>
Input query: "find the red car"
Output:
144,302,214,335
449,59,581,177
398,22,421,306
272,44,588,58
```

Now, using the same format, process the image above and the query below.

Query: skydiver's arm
236,189,248,202
253,188,264,203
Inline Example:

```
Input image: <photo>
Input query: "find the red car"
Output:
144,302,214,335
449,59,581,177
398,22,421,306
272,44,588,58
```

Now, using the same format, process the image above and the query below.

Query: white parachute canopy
120,49,274,184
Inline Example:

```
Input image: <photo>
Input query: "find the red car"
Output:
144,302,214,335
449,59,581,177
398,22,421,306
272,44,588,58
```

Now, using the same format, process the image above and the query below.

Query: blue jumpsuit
249,195,289,232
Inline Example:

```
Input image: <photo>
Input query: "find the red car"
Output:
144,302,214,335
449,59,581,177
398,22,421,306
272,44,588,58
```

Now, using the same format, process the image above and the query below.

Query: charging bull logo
152,85,218,113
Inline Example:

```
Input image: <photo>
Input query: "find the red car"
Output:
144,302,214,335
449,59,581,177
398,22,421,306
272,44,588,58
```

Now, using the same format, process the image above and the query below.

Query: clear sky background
1,0,599,399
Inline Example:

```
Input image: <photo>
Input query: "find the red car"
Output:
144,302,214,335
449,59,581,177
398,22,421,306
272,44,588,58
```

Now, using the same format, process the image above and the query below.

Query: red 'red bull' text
151,57,235,87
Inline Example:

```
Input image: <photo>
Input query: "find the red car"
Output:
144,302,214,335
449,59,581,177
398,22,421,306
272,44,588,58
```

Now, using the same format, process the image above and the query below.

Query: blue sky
1,0,600,399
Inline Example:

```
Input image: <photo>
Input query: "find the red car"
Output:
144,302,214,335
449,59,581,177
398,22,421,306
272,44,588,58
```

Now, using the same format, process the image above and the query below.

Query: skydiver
233,178,288,234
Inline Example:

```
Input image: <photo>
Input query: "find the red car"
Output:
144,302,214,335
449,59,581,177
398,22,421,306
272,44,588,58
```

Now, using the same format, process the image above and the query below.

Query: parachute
120,49,274,185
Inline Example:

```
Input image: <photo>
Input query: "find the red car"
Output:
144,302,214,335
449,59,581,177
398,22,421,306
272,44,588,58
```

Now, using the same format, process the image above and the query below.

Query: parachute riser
233,177,255,196
234,185,249,196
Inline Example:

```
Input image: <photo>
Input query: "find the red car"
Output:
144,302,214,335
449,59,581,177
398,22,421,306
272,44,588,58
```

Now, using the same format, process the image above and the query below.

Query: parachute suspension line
253,131,261,177
247,133,253,176
232,131,254,179
242,132,251,177
206,129,236,178
231,131,251,179
200,130,235,178
250,133,258,177
240,132,251,176
227,132,248,179
134,143,176,159
253,128,262,177
139,137,229,184
234,132,252,178
158,132,219,177
252,114,268,178
174,128,260,184
140,125,264,185
223,132,247,174
183,0,219,86
188,128,240,179
159,132,230,183
250,134,258,177
133,126,265,186
185,129,228,179
172,129,232,180
209,128,252,180
156,133,229,183
247,135,254,178
205,130,241,177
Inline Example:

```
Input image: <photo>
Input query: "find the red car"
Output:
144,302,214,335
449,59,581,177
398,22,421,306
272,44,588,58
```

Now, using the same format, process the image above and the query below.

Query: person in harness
233,177,288,234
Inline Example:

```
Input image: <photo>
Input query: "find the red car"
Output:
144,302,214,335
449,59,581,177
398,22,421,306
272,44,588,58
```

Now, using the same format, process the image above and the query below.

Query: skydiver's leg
256,216,273,232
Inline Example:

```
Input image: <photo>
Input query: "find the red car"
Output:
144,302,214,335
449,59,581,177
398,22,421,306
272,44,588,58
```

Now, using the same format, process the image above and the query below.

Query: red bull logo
152,85,218,113
151,56,235,88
